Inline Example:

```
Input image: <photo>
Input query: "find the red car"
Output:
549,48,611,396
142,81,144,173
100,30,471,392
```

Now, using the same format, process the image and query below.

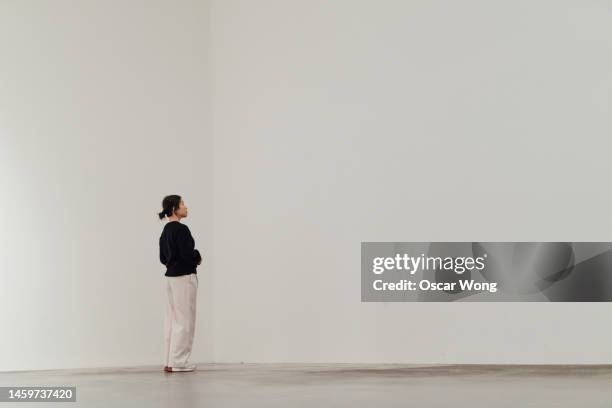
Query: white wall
211,0,612,363
0,0,212,371
3,0,612,371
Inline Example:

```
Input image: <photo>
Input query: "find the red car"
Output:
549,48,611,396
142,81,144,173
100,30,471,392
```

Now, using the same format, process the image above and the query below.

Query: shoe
163,366,171,372
167,364,196,372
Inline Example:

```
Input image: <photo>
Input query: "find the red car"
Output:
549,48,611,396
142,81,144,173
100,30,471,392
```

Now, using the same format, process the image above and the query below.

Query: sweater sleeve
194,249,202,265
177,226,199,267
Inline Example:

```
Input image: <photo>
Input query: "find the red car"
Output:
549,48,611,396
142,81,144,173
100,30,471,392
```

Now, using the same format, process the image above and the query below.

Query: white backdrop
2,0,612,371
0,0,212,371
211,0,612,364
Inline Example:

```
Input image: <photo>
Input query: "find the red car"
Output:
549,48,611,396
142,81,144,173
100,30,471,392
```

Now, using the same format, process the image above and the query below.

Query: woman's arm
177,226,200,268
194,249,202,265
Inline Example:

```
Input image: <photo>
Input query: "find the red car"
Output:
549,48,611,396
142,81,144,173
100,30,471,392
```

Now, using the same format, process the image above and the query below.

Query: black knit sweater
159,221,201,276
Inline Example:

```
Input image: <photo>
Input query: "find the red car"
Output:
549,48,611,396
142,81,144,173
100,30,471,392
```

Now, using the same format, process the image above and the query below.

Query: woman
158,195,202,373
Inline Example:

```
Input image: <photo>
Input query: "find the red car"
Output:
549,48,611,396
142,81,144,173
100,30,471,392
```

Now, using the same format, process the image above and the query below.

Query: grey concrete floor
1,363,612,407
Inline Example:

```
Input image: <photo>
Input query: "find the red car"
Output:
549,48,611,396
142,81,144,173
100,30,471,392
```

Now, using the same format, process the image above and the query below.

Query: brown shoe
163,366,171,372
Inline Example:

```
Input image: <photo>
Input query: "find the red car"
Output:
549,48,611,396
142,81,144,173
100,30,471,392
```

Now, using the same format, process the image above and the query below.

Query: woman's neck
168,215,181,222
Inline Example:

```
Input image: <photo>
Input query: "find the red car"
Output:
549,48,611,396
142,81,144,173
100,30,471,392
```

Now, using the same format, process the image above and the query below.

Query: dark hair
158,195,181,220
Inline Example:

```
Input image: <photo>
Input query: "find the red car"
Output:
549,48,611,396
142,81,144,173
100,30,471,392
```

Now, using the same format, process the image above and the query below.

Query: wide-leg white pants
164,273,198,367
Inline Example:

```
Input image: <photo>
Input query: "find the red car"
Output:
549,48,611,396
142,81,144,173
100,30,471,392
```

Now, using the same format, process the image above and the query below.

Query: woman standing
158,195,202,372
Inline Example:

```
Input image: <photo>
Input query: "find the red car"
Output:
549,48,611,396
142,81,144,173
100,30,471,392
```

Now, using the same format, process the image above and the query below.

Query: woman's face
175,199,188,218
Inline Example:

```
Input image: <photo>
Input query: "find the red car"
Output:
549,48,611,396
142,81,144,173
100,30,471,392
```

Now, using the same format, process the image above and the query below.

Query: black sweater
159,221,201,276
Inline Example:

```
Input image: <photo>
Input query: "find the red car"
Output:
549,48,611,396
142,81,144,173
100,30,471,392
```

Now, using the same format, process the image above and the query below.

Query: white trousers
164,273,198,367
